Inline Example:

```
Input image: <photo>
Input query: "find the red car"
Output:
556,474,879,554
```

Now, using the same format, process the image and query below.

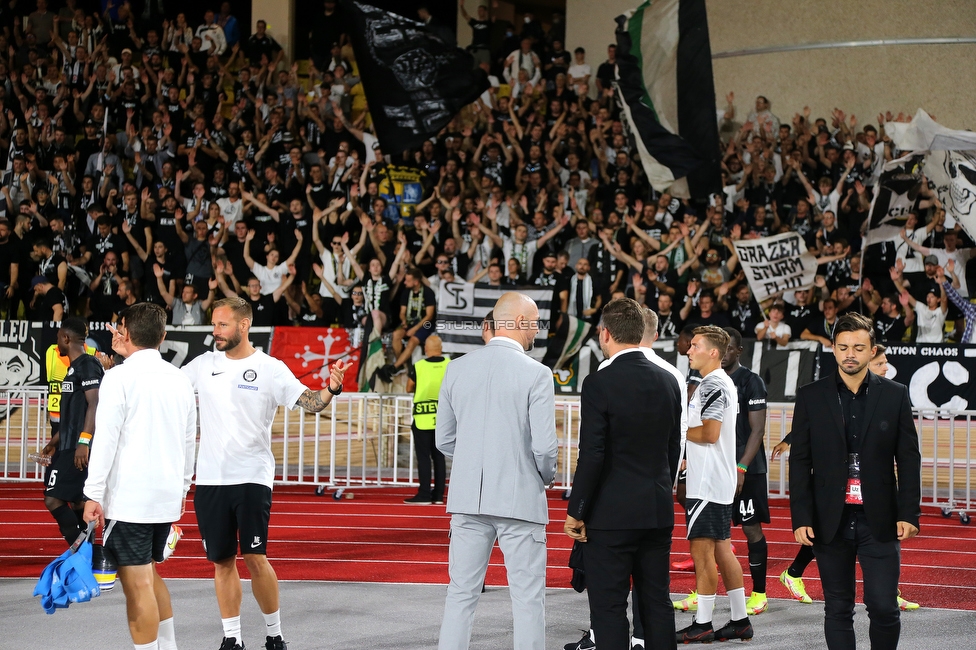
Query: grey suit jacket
436,336,558,525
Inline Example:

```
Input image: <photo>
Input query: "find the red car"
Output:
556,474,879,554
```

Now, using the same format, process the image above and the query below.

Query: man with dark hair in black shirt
380,268,436,382
459,1,491,65
595,44,617,95
246,20,284,67
239,275,289,328
0,218,19,316
872,294,909,343
30,275,67,321
40,317,103,544
786,288,816,337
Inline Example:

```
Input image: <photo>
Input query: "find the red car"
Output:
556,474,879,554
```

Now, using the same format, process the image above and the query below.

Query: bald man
405,336,449,505
436,292,558,650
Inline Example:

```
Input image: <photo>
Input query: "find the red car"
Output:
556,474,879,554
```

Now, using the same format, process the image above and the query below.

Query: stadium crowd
2,0,967,385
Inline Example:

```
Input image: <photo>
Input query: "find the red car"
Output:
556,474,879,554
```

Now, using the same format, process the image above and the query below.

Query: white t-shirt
811,188,840,217
914,301,946,343
183,350,308,488
319,249,352,299
933,247,976,297
251,261,289,295
567,63,591,83
895,228,930,273
755,320,792,349
216,197,243,225
686,369,738,505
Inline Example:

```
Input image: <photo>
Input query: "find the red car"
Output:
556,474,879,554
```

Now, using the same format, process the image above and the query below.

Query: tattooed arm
294,360,348,412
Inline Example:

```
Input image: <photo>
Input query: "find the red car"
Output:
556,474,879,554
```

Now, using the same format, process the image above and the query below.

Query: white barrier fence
1,391,971,519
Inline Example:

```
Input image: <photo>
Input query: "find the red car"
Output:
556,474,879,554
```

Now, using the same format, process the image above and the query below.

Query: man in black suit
789,312,921,650
565,298,682,650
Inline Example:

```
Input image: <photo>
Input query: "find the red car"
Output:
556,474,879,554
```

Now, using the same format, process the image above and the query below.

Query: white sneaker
161,524,183,562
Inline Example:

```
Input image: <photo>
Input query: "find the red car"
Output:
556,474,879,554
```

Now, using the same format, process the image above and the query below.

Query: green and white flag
615,0,721,199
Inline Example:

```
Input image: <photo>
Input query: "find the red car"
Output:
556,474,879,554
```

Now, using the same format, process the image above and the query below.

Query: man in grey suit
436,292,559,650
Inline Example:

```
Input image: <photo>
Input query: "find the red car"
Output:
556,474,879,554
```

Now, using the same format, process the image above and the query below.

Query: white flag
863,153,926,246
925,150,976,237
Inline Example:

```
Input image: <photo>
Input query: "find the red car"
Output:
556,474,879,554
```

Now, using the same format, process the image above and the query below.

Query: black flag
342,1,488,154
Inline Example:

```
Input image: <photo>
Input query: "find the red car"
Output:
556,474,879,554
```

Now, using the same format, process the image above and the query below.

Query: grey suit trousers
438,513,548,650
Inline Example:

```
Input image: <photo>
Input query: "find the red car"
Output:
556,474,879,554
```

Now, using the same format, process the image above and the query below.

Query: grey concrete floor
2,578,973,649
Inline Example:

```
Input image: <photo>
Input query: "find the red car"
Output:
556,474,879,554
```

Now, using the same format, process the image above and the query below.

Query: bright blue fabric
33,538,101,614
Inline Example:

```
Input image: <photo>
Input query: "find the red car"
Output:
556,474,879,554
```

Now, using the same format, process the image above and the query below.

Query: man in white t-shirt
243,228,303,295
678,326,753,643
483,219,567,280
567,47,591,97
216,181,244,226
754,304,792,349
182,298,348,650
903,278,947,343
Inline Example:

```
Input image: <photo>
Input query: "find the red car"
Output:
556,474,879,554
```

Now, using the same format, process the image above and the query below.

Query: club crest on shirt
243,369,257,382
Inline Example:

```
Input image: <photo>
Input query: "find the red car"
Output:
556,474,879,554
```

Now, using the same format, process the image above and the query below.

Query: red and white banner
270,327,363,393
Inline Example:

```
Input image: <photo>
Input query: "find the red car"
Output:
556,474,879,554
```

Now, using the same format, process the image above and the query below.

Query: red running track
2,484,975,610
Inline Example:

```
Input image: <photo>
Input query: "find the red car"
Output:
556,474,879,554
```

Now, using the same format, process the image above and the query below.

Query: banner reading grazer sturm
436,282,552,361
863,152,926,247
614,0,721,200
342,1,489,154
733,233,819,302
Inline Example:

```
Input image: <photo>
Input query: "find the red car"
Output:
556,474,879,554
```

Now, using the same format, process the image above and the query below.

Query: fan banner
733,232,818,302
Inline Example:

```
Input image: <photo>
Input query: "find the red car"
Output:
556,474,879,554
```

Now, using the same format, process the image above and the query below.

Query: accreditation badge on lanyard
846,452,863,505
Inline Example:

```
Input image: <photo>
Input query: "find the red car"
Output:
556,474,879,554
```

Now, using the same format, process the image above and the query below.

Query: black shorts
732,473,771,526
194,483,273,562
412,322,434,344
686,499,734,541
44,449,87,502
104,520,172,566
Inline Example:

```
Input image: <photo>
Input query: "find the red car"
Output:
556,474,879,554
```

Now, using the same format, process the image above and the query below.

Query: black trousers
582,527,676,650
412,424,445,501
814,511,901,650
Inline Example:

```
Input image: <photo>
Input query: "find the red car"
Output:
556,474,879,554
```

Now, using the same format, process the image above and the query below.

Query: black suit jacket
789,371,921,544
568,350,682,530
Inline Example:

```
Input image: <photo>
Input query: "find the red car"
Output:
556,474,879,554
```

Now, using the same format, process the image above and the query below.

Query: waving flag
614,0,721,199
343,1,488,154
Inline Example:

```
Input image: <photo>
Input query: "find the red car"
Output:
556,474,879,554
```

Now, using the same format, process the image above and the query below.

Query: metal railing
0,387,51,482
1,390,972,518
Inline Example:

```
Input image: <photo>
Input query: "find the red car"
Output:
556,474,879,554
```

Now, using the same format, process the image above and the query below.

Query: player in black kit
40,317,103,544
